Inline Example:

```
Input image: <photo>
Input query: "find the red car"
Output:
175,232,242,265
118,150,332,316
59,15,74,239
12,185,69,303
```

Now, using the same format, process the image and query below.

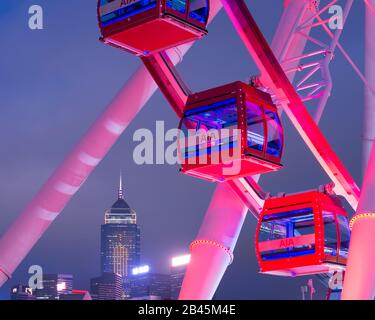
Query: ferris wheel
0,0,374,300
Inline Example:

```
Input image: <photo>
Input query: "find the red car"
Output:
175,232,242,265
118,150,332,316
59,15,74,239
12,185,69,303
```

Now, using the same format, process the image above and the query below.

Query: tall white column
179,0,316,300
363,0,375,174
179,183,247,300
342,141,375,300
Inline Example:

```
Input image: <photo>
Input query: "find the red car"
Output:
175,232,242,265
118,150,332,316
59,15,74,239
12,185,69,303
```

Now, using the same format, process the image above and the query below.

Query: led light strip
349,213,375,230
190,239,234,264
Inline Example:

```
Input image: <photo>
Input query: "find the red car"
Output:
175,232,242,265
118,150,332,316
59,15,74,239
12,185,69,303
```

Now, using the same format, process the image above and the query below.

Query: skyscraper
170,254,190,300
35,274,73,300
127,272,171,300
90,273,123,300
101,173,141,279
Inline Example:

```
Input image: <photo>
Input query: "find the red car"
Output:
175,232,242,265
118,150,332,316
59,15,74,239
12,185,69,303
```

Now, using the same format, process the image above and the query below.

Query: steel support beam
220,0,359,209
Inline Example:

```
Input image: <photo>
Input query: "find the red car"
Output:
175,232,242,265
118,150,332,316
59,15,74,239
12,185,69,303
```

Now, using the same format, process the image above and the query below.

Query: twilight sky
0,0,365,299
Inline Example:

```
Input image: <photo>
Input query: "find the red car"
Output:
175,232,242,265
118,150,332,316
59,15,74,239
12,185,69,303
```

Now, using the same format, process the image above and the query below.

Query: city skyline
6,173,190,300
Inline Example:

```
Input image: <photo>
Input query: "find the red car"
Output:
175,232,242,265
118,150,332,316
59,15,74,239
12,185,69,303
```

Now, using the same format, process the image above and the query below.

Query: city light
57,282,66,292
132,265,150,275
171,254,191,267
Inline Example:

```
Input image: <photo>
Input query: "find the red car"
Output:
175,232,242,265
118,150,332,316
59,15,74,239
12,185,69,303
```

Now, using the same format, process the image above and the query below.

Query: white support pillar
179,183,248,300
363,0,375,174
342,0,375,300
179,0,316,300
342,141,375,299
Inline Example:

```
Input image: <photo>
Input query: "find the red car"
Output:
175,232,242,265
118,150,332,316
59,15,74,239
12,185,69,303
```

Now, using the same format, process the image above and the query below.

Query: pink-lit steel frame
342,0,375,300
0,0,372,300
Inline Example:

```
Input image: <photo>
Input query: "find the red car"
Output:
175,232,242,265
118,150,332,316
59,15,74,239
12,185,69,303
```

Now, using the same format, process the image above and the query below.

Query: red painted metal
255,191,348,277
178,81,283,182
98,0,208,55
142,51,189,118
258,234,316,253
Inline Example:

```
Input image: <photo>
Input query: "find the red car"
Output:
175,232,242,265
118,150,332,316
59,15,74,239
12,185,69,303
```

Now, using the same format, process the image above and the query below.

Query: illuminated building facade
127,271,171,300
35,274,73,300
10,284,36,300
170,254,190,300
59,290,92,300
90,272,123,300
100,174,141,278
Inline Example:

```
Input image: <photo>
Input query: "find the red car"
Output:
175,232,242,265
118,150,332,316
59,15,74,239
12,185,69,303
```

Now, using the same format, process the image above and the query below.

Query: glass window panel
188,0,209,23
259,222,273,242
323,212,338,257
265,110,283,157
294,217,315,236
166,0,187,14
179,118,198,160
180,99,239,159
273,223,287,240
100,0,157,24
246,102,265,152
337,215,350,259
259,209,316,261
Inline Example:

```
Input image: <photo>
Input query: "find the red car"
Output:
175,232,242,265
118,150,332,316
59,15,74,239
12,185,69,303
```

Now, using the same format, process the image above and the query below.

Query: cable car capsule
178,81,283,182
97,0,209,55
255,191,351,277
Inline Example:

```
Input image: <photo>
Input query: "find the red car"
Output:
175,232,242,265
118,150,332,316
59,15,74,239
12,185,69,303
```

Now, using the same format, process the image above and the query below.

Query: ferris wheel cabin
255,191,351,277
178,81,283,182
98,0,209,55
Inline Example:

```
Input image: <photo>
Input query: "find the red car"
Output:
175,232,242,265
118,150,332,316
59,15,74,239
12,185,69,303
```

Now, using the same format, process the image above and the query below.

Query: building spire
118,170,123,199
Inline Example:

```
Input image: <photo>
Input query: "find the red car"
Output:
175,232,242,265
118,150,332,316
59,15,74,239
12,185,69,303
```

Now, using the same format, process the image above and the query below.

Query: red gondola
178,81,283,182
255,191,351,276
97,0,209,55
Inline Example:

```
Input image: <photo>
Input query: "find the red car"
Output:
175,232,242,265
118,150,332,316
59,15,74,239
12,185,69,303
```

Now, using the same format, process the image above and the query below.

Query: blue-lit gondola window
179,118,199,160
259,221,286,242
265,110,283,157
337,215,350,259
188,0,209,23
323,212,338,257
166,0,187,14
99,0,157,25
246,103,265,152
180,99,239,160
259,209,316,260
